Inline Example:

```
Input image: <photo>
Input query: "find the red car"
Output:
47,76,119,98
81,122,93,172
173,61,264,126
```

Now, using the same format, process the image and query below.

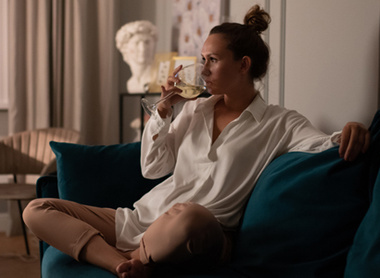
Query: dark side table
119,92,160,143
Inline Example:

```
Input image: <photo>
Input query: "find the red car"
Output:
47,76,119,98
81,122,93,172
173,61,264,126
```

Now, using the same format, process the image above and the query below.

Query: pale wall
230,0,379,133
284,0,379,133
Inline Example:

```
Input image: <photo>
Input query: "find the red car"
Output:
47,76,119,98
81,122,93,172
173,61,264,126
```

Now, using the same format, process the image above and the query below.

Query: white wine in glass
175,83,206,99
141,63,206,116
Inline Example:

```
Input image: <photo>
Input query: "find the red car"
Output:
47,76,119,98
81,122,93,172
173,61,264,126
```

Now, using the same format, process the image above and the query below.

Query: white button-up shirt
115,95,340,251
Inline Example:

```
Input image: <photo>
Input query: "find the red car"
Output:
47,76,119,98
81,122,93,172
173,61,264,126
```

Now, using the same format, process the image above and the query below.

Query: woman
23,5,370,278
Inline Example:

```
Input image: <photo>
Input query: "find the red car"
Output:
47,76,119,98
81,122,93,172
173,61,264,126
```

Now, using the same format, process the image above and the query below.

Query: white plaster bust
115,20,157,93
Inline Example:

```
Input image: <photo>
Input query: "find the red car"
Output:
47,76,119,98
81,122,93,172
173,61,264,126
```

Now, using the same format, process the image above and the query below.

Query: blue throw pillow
233,147,370,277
50,141,167,209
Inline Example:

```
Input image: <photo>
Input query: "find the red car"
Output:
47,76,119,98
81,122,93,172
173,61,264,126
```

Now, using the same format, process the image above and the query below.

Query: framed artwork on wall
149,52,178,93
172,56,197,70
172,0,229,60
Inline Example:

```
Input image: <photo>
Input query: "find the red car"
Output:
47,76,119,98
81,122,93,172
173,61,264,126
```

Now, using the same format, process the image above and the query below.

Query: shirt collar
244,94,267,123
194,94,268,123
194,95,223,113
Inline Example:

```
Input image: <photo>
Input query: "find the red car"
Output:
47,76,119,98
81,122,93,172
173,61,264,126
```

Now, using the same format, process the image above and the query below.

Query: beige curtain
8,0,51,132
8,0,121,145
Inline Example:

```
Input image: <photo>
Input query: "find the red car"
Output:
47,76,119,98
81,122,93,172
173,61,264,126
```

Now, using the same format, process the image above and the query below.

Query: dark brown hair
209,5,271,81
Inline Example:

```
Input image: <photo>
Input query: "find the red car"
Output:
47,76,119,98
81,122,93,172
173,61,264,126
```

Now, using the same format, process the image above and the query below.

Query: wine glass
141,63,206,116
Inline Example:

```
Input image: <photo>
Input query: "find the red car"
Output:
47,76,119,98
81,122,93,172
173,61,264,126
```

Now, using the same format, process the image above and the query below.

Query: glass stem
153,91,176,107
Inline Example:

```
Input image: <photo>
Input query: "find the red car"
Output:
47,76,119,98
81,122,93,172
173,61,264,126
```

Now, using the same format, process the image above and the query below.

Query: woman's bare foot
116,259,146,278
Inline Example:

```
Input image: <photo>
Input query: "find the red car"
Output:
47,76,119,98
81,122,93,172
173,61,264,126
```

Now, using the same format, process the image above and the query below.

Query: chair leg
17,200,30,256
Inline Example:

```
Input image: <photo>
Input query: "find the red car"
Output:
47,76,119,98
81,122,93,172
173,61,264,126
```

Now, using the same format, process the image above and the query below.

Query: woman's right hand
157,65,184,118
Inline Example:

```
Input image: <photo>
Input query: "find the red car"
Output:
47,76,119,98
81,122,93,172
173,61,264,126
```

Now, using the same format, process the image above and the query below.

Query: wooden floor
0,232,40,278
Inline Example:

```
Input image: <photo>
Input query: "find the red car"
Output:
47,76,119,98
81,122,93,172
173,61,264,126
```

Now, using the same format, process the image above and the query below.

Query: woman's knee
168,203,224,255
143,202,225,266
23,198,55,228
172,203,220,232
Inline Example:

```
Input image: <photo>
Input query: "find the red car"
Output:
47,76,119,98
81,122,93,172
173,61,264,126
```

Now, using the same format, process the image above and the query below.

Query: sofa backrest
233,109,380,277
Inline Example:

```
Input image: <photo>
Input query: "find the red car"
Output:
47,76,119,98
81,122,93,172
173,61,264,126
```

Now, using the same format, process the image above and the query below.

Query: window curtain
8,0,121,145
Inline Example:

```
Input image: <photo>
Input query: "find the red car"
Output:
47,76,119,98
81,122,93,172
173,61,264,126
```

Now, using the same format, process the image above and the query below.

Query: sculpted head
115,20,158,68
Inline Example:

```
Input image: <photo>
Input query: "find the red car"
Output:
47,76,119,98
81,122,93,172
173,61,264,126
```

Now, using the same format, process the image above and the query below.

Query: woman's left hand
339,122,370,161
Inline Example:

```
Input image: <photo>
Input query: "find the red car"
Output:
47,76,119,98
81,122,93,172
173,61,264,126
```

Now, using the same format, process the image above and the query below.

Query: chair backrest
0,128,80,175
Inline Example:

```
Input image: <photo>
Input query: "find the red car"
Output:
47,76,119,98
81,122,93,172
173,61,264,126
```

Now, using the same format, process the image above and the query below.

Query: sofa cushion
42,246,243,278
50,141,167,209
42,246,115,278
233,146,370,277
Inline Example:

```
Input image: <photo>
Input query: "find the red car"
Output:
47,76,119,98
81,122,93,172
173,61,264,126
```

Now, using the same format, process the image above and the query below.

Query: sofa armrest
36,175,59,260
36,175,59,199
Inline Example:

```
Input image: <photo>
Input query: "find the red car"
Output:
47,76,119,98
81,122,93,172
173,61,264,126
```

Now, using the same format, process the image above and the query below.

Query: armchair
0,128,80,255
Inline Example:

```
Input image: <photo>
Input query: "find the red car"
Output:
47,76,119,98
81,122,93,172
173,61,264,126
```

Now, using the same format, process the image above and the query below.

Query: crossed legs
23,199,230,277
22,198,139,276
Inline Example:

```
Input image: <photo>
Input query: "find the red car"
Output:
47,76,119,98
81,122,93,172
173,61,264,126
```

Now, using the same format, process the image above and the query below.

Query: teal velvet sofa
37,110,380,277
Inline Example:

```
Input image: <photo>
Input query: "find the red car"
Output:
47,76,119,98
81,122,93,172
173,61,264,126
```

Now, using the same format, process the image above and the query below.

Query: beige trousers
23,198,231,268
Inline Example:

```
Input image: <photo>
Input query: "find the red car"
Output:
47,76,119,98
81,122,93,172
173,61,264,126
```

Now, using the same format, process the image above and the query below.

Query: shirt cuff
148,109,172,138
330,131,342,144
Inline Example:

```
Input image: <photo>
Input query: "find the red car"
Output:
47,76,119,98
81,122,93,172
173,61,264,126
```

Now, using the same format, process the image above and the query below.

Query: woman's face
201,33,242,95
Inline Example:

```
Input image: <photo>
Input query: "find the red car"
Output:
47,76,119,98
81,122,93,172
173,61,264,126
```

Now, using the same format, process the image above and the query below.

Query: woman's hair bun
243,5,271,34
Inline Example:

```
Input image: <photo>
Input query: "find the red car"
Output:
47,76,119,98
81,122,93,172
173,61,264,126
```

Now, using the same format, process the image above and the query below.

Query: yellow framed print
171,56,197,72
149,52,178,93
